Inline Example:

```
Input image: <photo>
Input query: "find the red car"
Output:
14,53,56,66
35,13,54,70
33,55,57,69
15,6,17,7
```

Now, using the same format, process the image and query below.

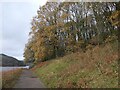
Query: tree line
24,2,119,64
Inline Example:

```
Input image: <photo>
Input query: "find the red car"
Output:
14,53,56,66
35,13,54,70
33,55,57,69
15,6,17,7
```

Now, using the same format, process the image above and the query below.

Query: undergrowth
32,40,118,88
2,69,22,88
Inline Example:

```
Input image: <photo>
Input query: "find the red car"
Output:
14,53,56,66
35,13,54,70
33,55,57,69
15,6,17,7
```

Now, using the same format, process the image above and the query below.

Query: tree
24,2,118,64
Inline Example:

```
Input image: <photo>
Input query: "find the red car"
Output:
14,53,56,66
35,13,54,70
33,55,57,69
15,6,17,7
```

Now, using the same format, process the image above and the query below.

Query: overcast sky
0,1,47,60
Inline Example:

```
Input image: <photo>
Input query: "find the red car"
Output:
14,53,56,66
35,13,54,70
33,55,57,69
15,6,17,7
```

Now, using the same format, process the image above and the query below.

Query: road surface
14,70,45,88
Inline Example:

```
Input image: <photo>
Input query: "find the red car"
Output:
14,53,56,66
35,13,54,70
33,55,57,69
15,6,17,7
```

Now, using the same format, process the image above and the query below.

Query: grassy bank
32,40,118,88
2,69,22,88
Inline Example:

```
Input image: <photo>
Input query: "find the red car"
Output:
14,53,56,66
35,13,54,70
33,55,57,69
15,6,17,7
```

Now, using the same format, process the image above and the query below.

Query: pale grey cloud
1,2,40,60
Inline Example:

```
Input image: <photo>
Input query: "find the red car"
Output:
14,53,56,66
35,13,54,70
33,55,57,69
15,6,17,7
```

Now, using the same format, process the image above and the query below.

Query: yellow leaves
57,22,64,27
44,25,56,31
61,13,70,19
77,40,84,45
109,10,120,26
39,21,46,26
31,26,37,31
25,2,119,64
38,14,44,19
43,25,57,38
34,46,45,61
110,11,119,19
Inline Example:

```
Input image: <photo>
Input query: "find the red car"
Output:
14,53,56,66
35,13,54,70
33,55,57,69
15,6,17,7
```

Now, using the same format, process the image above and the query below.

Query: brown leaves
2,69,22,88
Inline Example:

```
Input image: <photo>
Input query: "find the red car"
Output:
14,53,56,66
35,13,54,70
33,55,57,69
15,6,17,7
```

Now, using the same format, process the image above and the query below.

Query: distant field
32,40,118,88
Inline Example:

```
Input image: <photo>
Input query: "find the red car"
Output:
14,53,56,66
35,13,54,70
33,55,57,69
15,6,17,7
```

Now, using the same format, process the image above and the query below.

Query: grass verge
32,40,118,88
2,69,22,88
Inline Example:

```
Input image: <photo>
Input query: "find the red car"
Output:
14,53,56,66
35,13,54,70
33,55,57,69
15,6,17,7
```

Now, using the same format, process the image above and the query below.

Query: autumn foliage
24,2,119,64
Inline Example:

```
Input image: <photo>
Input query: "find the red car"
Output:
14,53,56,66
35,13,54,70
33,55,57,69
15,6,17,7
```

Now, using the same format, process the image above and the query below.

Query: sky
0,0,47,60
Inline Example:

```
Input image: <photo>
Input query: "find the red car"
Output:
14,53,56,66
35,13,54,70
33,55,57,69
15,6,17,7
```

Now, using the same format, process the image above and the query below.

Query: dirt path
14,70,45,88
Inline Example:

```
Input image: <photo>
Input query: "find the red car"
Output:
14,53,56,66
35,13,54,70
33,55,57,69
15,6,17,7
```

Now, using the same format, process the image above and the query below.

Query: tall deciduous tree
24,2,118,64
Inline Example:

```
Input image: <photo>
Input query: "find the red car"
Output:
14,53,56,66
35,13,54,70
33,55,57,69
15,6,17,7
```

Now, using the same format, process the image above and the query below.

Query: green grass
32,40,118,88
